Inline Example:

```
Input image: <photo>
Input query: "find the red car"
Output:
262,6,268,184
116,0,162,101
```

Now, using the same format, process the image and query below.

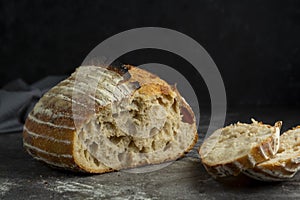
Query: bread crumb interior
75,87,195,170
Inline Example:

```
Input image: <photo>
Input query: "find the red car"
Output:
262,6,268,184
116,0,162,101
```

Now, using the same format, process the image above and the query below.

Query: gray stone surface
1,107,300,200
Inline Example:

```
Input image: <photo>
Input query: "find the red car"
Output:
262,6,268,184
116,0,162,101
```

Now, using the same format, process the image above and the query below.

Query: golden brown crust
24,117,75,141
23,131,72,155
126,65,170,88
23,64,198,173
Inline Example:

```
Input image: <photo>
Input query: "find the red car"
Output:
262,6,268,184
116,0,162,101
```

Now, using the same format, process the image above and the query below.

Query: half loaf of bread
199,119,281,178
244,126,300,181
23,64,198,173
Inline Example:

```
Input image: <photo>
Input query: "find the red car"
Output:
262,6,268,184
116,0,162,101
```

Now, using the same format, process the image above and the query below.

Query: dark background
1,0,300,107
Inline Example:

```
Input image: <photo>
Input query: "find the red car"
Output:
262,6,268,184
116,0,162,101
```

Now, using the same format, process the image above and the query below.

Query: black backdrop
1,0,300,107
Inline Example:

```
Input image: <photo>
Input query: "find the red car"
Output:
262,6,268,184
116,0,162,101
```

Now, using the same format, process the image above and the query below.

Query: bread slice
199,119,281,178
22,64,198,173
244,126,300,181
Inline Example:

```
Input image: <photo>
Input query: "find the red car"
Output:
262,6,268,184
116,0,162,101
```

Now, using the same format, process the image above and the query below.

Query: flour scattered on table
0,178,17,196
46,180,155,199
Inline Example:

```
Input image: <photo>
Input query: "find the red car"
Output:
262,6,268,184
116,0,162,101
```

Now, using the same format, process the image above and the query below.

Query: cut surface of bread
199,119,281,177
244,126,300,181
23,64,198,173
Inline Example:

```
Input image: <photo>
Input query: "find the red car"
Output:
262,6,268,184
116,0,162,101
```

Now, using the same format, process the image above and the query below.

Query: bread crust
23,65,198,173
199,120,281,178
244,126,300,181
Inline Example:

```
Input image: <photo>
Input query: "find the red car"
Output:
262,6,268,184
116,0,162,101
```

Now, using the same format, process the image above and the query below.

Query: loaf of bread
199,119,281,178
23,64,198,173
244,126,300,181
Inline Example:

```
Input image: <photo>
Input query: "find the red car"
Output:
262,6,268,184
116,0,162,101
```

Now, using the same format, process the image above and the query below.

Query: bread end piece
199,119,281,178
244,126,300,181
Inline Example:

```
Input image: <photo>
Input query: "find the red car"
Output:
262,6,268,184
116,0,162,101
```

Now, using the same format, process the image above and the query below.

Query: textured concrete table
1,107,300,200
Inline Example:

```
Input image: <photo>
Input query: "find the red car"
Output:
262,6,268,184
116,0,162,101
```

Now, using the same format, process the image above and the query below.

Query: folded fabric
0,76,66,133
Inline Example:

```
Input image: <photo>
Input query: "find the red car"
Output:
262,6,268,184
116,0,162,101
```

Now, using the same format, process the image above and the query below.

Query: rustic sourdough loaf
244,126,300,181
23,64,198,173
199,119,281,177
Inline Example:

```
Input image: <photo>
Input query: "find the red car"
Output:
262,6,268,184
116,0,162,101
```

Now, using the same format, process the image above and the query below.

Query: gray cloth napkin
0,76,66,133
